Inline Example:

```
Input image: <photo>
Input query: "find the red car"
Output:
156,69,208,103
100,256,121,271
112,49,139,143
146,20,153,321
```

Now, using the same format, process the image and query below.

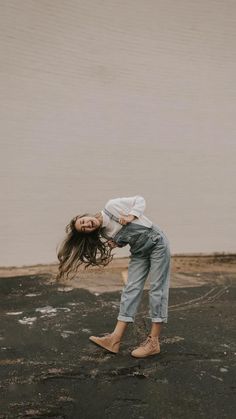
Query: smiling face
74,215,101,233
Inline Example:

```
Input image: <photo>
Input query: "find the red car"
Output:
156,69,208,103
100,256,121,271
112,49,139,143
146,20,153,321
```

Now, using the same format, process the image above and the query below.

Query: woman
57,196,171,358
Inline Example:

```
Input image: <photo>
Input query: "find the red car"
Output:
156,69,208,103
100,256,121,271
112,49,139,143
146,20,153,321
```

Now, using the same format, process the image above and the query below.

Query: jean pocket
150,233,161,244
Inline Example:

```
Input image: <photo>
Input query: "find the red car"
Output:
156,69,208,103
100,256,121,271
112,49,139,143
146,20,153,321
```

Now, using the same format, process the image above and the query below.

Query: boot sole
130,351,160,358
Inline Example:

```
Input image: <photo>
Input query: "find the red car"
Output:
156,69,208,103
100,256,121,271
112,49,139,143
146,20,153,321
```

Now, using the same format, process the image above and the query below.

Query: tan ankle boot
89,332,121,354
131,335,160,358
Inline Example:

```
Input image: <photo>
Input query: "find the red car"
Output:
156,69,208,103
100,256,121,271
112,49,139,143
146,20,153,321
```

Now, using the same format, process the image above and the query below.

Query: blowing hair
56,213,113,281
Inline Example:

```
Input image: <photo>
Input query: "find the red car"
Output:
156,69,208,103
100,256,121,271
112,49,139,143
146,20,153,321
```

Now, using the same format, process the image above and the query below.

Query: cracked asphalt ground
0,265,236,418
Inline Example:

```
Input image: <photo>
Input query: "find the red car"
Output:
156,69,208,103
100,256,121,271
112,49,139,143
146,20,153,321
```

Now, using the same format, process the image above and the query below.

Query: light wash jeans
117,231,171,323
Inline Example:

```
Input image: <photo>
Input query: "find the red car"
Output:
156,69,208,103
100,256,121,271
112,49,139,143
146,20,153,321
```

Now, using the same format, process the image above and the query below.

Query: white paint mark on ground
35,306,71,316
162,336,185,344
220,367,228,373
57,287,73,292
220,343,230,348
18,317,37,325
210,375,223,382
6,312,23,316
36,306,57,314
61,330,76,338
82,328,92,334
56,307,71,312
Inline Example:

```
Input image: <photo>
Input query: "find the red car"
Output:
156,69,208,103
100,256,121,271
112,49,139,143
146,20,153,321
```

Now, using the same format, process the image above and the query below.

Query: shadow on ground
0,274,235,418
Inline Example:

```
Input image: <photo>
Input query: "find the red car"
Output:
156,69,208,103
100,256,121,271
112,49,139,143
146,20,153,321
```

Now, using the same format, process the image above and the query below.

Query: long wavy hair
56,213,113,281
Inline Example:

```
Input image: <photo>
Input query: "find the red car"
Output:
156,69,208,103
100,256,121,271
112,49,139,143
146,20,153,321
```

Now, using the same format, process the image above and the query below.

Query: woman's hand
119,213,137,225
107,240,118,249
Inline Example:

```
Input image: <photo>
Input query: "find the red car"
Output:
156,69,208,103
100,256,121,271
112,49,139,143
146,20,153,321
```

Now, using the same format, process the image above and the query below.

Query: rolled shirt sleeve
106,196,146,219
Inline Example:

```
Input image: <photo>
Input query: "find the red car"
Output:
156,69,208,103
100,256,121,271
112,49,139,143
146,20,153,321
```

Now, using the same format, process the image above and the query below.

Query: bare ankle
111,331,122,340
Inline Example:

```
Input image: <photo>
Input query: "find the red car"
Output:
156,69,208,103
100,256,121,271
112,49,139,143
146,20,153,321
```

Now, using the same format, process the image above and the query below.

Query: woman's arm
107,239,126,248
122,196,146,218
106,196,146,222
118,213,137,225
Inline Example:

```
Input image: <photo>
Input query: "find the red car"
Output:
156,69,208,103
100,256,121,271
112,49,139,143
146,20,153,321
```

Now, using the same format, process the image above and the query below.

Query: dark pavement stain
0,274,235,418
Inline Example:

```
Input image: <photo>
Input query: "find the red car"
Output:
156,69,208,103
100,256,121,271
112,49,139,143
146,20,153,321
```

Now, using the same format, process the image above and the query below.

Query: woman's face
75,216,101,233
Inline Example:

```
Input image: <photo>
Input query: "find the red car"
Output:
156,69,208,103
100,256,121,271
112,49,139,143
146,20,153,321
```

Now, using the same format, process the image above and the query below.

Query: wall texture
0,1,235,266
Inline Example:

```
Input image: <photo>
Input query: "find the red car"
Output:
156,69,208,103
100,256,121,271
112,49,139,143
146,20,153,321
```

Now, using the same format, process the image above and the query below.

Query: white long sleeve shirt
101,196,153,239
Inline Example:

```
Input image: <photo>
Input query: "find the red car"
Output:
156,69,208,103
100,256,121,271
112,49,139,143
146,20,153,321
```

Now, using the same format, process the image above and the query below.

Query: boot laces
140,336,158,348
140,336,151,347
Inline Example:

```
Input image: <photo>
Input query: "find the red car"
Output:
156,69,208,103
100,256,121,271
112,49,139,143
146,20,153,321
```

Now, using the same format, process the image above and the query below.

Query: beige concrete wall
0,1,235,266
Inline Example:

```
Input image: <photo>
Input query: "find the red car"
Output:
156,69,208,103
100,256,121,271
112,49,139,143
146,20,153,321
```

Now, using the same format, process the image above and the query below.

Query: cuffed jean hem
151,317,168,323
117,315,134,323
